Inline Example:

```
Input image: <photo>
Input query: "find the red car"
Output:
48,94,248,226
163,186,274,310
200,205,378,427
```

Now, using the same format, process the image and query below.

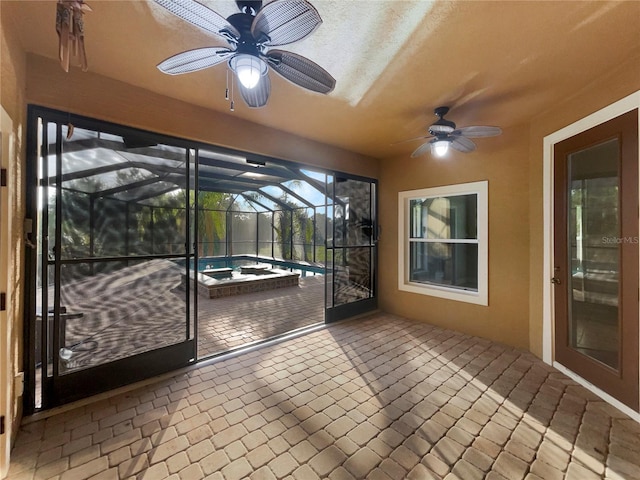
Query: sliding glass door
25,107,378,411
26,107,195,409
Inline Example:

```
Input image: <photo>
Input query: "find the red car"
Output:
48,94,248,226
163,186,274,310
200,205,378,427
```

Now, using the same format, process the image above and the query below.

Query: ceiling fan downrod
236,1,262,16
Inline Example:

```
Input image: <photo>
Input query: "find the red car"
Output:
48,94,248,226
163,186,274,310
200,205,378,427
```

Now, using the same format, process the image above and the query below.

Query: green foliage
197,191,233,256
57,169,190,258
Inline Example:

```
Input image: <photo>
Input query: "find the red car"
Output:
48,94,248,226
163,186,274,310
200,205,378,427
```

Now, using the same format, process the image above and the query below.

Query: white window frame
398,181,488,305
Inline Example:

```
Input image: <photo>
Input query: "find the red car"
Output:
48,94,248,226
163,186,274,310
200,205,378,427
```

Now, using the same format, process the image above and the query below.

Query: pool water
188,256,325,277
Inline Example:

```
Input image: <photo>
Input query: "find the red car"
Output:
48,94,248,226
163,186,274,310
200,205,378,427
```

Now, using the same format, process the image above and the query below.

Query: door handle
551,277,561,285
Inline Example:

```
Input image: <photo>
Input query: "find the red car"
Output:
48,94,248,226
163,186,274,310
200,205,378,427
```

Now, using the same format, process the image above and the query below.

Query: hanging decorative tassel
56,0,91,72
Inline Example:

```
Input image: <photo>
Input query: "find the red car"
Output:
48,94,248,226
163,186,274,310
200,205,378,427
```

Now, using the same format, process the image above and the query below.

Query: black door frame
325,173,378,323
24,106,198,411
24,105,378,412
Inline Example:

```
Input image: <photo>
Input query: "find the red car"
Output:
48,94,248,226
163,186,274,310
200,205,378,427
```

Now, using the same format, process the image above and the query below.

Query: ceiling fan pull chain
230,74,235,112
225,70,230,101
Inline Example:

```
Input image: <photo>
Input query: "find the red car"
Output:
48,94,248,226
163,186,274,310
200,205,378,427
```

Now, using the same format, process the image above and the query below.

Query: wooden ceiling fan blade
454,126,502,138
157,47,234,75
267,50,335,93
450,136,476,153
411,141,434,158
251,0,322,46
153,0,240,41
391,135,434,146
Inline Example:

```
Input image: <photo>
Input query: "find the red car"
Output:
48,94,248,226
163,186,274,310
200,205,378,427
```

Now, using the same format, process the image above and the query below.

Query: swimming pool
189,255,325,277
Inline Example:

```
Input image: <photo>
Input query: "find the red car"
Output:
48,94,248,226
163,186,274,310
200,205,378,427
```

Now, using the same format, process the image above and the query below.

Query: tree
196,191,233,257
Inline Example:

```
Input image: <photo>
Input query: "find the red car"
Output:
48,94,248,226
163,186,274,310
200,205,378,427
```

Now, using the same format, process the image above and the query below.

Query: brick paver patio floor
198,275,325,357
8,313,640,479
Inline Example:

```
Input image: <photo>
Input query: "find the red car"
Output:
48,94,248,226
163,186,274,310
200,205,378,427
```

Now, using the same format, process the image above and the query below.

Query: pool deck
197,274,324,355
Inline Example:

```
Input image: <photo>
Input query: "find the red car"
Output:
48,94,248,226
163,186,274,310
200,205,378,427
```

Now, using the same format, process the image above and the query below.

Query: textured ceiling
4,0,640,160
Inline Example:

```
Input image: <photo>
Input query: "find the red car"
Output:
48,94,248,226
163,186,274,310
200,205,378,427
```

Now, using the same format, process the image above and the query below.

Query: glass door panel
57,258,188,375
567,140,620,369
326,175,377,322
28,108,195,409
332,247,373,306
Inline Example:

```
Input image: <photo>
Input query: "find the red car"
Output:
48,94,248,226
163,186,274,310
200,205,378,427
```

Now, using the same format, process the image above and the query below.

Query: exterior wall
378,124,531,350
25,54,379,179
527,55,640,358
0,4,27,476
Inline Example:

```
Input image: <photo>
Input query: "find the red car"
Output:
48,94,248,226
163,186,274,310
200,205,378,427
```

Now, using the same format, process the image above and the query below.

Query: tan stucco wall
25,54,379,180
379,53,640,355
378,125,531,350
527,55,640,358
0,2,27,460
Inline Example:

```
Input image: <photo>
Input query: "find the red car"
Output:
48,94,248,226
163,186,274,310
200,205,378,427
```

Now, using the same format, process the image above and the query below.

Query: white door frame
542,91,640,421
0,106,13,478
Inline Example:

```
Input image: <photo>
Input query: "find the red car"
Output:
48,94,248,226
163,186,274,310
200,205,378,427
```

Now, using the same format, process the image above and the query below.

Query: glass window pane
281,179,326,207
56,131,188,260
400,182,488,305
60,190,91,259
410,194,477,240
409,242,478,290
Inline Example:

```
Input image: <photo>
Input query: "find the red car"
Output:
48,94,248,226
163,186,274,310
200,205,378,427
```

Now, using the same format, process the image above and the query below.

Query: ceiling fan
153,0,336,109
401,106,502,158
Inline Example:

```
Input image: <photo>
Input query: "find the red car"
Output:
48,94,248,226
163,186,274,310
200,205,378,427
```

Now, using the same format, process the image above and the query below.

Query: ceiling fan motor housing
227,13,264,55
429,106,456,136
429,120,456,136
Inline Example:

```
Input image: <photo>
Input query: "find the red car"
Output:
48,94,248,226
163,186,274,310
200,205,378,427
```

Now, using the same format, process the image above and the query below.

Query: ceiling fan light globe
230,54,268,89
432,140,450,157
238,68,260,89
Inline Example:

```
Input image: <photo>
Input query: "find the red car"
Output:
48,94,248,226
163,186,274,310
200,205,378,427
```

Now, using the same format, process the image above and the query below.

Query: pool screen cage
41,121,330,282
200,194,326,264
26,106,379,412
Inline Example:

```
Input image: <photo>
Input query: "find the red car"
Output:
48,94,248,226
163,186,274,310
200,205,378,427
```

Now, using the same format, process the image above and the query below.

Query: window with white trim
398,181,488,305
